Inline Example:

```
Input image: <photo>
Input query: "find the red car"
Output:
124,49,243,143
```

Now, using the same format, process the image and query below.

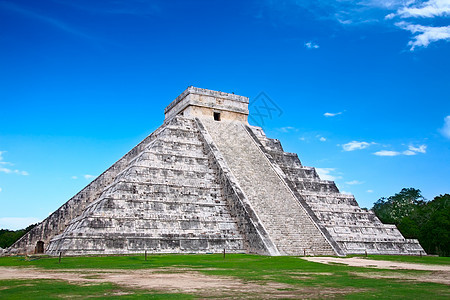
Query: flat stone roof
164,86,249,115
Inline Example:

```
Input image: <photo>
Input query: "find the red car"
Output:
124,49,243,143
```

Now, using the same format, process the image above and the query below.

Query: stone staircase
249,125,424,255
200,119,335,256
47,116,244,255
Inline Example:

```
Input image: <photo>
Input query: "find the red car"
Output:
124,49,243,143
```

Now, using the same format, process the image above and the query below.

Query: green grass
349,254,450,265
0,279,192,299
0,254,449,299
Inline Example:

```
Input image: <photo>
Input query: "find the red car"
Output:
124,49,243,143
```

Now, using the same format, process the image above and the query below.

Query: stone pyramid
8,87,424,256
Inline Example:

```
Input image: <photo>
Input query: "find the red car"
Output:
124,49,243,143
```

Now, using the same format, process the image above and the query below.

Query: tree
372,190,449,256
372,188,425,224
419,194,450,256
0,223,37,249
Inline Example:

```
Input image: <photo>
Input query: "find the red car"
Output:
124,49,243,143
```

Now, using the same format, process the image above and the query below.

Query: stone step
201,119,335,256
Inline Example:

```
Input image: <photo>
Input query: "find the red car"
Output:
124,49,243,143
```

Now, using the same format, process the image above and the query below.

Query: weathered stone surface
46,117,244,255
5,86,425,256
249,125,424,255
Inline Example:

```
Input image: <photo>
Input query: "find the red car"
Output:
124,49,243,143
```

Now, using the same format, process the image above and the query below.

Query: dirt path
301,257,450,271
0,267,356,298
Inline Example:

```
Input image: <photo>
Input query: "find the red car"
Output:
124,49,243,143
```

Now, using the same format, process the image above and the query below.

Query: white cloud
278,126,298,133
408,144,427,153
305,41,320,49
374,144,427,156
71,176,78,180
0,167,11,174
440,115,450,139
0,167,29,175
0,151,28,175
346,180,364,185
374,150,402,156
402,150,417,155
340,190,353,195
299,137,306,141
264,0,450,51
84,174,96,180
385,12,397,19
395,0,450,19
316,135,327,142
0,217,41,230
367,189,374,193
315,168,341,181
396,21,450,50
0,187,2,192
324,112,343,117
342,141,373,151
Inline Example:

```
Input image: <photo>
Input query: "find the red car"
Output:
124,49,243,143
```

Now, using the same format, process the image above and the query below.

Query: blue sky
1,0,449,229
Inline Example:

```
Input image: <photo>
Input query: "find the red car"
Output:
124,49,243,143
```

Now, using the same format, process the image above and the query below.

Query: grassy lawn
0,254,448,299
0,279,192,299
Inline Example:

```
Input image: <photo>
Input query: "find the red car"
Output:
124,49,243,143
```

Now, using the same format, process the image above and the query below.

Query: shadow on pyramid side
7,87,425,256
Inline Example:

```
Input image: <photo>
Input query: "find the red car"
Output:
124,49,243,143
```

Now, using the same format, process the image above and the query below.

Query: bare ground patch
351,270,450,285
302,257,450,271
0,266,360,298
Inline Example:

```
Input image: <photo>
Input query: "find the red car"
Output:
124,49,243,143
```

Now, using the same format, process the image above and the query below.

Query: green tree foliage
372,188,425,224
372,189,450,256
419,194,449,256
0,224,37,249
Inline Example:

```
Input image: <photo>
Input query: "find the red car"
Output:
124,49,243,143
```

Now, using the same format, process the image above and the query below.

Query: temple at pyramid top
164,86,249,122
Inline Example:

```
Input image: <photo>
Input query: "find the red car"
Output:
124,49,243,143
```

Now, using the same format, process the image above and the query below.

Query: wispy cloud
440,115,450,139
319,136,327,142
0,1,93,40
0,187,2,192
277,126,299,133
315,167,342,181
386,0,450,50
373,150,402,156
71,176,78,180
408,144,427,153
346,180,364,185
305,41,320,49
262,0,450,50
84,174,96,180
324,112,342,117
342,141,374,151
367,189,374,193
373,144,427,156
391,0,450,19
0,151,29,176
0,217,41,230
395,22,450,50
0,168,29,175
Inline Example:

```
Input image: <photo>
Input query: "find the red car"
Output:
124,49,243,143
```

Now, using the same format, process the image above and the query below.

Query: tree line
372,188,449,256
0,223,37,249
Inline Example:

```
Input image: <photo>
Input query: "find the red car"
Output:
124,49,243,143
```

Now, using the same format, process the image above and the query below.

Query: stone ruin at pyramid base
6,87,425,256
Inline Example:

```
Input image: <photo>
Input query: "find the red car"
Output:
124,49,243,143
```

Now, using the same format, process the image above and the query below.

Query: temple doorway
35,241,44,254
